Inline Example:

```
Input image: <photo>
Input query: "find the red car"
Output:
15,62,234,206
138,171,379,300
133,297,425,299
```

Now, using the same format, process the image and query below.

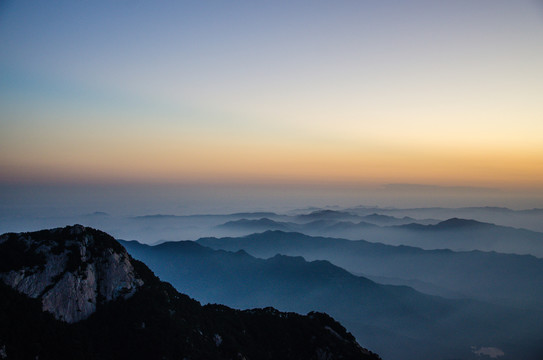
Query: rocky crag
0,225,142,323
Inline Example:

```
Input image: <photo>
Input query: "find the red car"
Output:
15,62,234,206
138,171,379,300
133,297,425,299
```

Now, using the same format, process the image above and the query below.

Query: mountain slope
197,231,543,310
0,225,379,360
121,239,446,319
122,238,543,360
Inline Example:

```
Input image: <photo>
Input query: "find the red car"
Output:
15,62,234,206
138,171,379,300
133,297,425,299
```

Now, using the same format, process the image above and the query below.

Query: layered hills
123,237,543,360
198,230,543,309
217,216,543,256
0,225,379,360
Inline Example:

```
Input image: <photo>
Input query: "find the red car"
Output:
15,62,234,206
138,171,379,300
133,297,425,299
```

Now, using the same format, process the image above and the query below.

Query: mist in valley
2,183,542,359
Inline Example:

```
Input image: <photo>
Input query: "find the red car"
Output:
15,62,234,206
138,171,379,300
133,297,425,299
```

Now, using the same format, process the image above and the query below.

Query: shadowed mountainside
197,231,543,310
122,238,543,360
0,226,380,360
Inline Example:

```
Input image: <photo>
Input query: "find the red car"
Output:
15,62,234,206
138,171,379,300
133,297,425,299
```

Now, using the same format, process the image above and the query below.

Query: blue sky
1,1,542,209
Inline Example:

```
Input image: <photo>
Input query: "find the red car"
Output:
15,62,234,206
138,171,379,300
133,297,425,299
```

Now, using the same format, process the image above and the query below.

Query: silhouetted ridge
155,239,214,254
396,218,494,231
434,218,486,229
129,234,543,360
269,253,307,262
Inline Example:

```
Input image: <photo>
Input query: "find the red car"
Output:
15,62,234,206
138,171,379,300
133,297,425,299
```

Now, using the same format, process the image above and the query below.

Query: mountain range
216,216,543,257
343,206,543,232
3,220,542,359
4,206,542,247
0,225,379,360
198,230,543,309
122,237,543,360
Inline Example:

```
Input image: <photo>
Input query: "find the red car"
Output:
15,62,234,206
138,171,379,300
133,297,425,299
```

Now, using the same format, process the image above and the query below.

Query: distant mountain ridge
0,225,379,360
197,230,543,309
343,206,543,232
215,215,543,256
399,217,504,230
387,217,543,255
396,218,484,230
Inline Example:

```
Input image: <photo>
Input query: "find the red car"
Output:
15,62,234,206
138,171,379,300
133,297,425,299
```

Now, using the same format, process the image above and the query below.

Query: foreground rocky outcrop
0,225,380,360
0,225,142,323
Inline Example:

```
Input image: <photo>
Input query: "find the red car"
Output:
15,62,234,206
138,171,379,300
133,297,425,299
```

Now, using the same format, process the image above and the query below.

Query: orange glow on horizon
2,135,541,190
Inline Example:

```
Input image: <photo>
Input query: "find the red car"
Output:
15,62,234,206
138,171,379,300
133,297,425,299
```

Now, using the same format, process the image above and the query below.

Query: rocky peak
0,225,143,323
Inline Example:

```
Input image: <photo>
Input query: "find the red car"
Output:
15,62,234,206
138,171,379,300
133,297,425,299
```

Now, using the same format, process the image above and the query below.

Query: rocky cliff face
0,225,143,323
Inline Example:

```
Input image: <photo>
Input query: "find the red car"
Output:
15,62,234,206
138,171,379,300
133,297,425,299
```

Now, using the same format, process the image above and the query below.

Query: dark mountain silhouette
430,217,484,229
122,238,543,360
519,208,543,215
214,213,543,257
397,218,495,230
343,206,543,232
265,213,543,256
216,218,379,238
358,213,435,226
0,226,379,360
382,218,543,256
197,231,543,310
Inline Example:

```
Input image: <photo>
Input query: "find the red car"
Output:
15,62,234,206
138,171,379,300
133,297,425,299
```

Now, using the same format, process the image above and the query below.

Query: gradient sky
1,1,543,195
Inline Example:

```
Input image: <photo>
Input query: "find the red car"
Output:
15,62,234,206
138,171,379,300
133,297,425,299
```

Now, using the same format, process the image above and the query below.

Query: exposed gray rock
3,251,67,297
0,225,143,323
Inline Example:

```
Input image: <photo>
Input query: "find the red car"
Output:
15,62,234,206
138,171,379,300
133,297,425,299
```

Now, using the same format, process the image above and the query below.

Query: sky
1,0,543,211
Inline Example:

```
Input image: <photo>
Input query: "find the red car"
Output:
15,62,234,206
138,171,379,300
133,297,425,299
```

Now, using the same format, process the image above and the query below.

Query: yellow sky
1,1,542,192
